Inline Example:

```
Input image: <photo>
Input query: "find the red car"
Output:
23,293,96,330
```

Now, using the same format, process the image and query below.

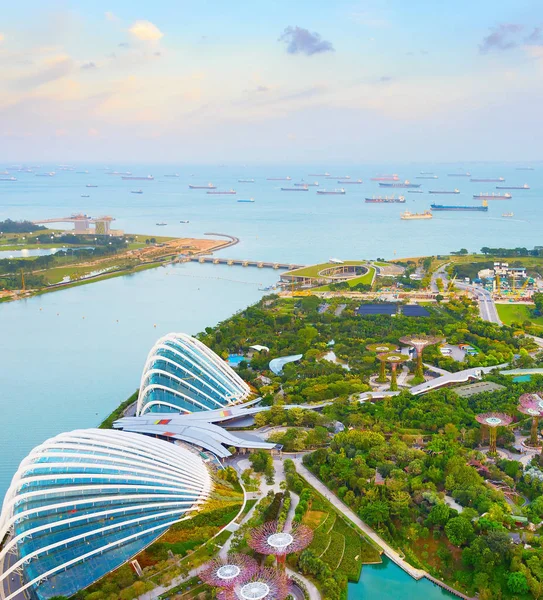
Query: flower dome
137,333,251,415
0,429,212,600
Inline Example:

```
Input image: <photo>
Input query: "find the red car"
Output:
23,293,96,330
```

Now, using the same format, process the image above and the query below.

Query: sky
0,0,542,163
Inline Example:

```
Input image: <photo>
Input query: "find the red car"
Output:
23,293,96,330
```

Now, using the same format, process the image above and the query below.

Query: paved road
293,459,426,580
0,551,27,600
456,282,501,324
430,262,449,293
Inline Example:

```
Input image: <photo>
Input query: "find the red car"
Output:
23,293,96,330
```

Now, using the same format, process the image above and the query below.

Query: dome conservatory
137,332,251,416
0,429,212,600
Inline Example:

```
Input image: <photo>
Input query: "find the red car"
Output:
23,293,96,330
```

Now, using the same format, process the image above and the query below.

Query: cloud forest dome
137,332,252,415
0,429,212,600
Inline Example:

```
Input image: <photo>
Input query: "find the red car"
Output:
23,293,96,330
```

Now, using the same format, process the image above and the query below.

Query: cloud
129,20,164,42
279,26,334,56
15,57,74,89
118,42,130,48
80,61,97,70
525,26,543,45
379,76,393,82
0,33,4,43
479,23,523,53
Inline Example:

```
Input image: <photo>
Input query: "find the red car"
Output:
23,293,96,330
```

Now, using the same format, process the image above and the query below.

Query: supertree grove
248,521,313,567
399,335,443,381
366,343,399,383
475,412,513,454
377,352,408,391
230,567,291,600
200,553,258,589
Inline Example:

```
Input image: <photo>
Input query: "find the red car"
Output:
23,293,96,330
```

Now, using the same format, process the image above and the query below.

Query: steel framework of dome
137,332,251,415
519,392,543,447
475,412,513,454
377,352,408,391
399,335,443,380
0,429,212,600
231,567,291,600
201,553,258,589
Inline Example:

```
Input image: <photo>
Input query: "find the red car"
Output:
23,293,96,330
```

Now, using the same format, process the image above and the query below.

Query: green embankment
314,266,376,291
496,303,543,329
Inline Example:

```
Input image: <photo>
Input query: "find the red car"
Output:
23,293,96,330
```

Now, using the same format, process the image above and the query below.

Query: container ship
317,188,346,195
401,210,433,220
447,172,470,177
416,175,438,179
338,179,363,184
429,189,460,194
379,180,421,189
189,183,216,189
473,192,512,200
295,181,318,186
238,178,255,183
207,189,236,195
496,184,530,190
267,176,291,181
371,174,399,181
281,186,308,191
365,195,405,203
470,177,505,182
122,175,154,180
431,201,488,212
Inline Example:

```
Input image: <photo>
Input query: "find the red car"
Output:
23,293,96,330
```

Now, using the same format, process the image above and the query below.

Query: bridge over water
181,255,305,270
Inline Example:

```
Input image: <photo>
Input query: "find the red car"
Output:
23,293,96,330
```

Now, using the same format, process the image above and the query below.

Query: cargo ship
131,190,143,194
401,210,433,220
416,175,438,179
207,189,236,195
516,167,534,171
108,171,132,176
80,194,90,198
447,172,470,177
0,177,17,181
408,190,424,194
365,195,405,203
164,174,179,177
431,201,488,212
502,212,514,217
238,178,255,183
238,198,255,203
317,188,346,195
267,176,291,181
189,183,216,189
156,222,167,226
496,184,530,190
35,172,55,177
86,184,98,188
473,192,512,200
371,174,399,181
308,172,330,176
295,181,318,186
470,177,505,182
281,186,308,191
338,179,363,184
327,175,350,179
429,189,460,194
122,175,154,180
420,171,434,175
379,180,421,189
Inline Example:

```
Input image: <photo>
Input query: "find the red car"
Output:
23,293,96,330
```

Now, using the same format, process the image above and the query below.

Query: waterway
349,557,455,599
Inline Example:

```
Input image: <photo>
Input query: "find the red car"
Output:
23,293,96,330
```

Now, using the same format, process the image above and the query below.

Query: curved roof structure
0,429,212,600
137,333,251,416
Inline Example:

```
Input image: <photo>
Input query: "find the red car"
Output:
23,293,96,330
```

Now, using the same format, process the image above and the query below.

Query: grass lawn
314,266,376,291
285,260,368,278
496,303,543,329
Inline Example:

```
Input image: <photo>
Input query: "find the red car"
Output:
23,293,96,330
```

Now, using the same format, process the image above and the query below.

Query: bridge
182,255,306,270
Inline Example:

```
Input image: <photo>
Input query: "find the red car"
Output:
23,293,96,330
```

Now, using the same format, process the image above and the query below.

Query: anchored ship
281,186,308,191
365,195,406,203
0,177,17,181
207,189,236,195
371,174,399,181
470,177,505,182
308,172,330,176
502,212,514,217
327,175,350,179
164,174,180,177
401,210,433,220
238,198,255,203
267,176,291,181
429,189,460,194
473,192,512,200
447,172,470,177
131,190,143,194
317,189,346,195
338,179,363,184
496,184,530,190
122,175,154,180
294,181,318,186
430,201,488,212
379,180,421,189
189,183,216,189
416,175,438,179
238,178,255,183
86,184,98,188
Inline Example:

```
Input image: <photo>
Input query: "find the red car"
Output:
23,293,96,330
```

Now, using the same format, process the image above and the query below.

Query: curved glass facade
0,429,212,600
137,333,251,416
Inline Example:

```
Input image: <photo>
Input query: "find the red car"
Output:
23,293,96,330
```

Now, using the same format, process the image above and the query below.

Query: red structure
201,553,258,590
475,412,513,454
248,522,313,567
399,335,443,380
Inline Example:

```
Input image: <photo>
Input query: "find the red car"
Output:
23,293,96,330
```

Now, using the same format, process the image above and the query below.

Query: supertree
227,568,291,600
366,343,399,383
475,412,513,454
399,335,443,381
377,352,408,391
519,392,543,450
200,553,258,590
248,521,313,567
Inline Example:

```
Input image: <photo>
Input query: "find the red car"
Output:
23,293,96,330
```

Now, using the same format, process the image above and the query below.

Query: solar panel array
356,304,429,317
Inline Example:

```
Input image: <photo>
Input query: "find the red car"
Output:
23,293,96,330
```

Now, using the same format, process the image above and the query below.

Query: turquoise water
349,557,455,599
513,374,532,382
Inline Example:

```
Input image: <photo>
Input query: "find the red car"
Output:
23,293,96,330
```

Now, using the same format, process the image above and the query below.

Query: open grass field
285,260,368,278
496,303,543,329
314,266,376,291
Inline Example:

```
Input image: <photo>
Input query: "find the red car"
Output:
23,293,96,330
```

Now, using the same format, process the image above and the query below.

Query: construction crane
20,269,25,292
447,273,457,293
495,273,501,295
515,277,532,299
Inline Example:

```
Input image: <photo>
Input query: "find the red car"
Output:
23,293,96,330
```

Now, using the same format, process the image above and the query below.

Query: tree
507,572,529,595
445,516,474,546
249,450,272,473
360,500,390,527
426,502,450,528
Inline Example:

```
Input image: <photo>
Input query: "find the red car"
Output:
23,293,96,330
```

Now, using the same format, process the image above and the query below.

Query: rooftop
453,381,506,398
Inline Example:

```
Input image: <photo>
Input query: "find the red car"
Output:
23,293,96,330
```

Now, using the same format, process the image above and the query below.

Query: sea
1,162,538,598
